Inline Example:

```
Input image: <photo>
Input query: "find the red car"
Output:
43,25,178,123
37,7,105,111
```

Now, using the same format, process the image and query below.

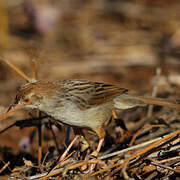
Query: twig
49,121,61,152
98,137,162,160
37,111,42,167
121,161,133,180
29,47,40,80
150,159,180,174
29,52,43,168
0,161,10,174
0,116,48,134
48,151,75,176
28,159,99,180
129,124,165,146
38,151,75,180
91,130,180,176
147,67,161,117
155,156,180,164
0,58,32,82
145,171,159,180
129,133,179,167
65,126,71,149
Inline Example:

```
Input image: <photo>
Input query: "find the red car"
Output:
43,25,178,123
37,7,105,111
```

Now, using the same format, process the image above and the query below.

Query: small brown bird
7,79,180,160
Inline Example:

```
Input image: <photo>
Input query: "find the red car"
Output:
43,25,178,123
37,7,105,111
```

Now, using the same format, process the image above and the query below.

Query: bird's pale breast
39,99,114,129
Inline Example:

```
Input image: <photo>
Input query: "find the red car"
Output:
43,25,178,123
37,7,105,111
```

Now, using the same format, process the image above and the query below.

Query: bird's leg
59,134,80,161
93,138,104,157
92,126,105,156
87,126,105,173
59,127,86,161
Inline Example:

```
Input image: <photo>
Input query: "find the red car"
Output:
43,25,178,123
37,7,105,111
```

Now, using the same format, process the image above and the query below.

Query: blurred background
0,0,180,97
0,0,180,174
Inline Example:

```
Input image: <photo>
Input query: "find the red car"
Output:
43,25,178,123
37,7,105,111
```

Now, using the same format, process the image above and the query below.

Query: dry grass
0,0,179,179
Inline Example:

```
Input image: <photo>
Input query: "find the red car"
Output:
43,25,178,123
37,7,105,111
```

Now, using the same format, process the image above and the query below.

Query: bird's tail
114,94,180,110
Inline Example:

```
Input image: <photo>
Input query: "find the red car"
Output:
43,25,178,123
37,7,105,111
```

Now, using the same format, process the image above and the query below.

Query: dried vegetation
0,0,179,179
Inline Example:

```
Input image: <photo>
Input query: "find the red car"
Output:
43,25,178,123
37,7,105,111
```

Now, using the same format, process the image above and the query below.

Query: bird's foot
82,150,99,174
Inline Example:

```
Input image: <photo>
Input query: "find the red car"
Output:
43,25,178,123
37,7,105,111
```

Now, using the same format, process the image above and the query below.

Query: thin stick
31,59,38,80
65,126,71,148
98,137,162,160
0,58,32,82
129,124,165,146
28,159,98,180
29,52,43,167
29,48,39,80
154,156,180,164
150,159,180,174
147,68,161,117
37,111,42,167
44,151,75,180
0,161,10,174
49,121,61,152
91,130,180,176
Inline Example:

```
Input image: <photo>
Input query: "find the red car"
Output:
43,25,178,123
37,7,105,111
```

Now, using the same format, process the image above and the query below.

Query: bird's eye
24,98,30,103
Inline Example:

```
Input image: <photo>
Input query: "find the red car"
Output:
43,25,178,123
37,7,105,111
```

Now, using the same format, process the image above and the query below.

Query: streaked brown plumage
8,79,180,161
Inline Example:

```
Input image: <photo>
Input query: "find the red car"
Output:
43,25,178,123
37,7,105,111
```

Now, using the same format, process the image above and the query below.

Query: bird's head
7,80,56,112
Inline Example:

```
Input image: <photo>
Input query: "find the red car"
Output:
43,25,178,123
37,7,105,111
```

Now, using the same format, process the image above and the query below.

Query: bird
7,79,180,161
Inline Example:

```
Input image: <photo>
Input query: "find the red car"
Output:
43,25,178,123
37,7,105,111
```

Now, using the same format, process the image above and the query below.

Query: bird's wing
58,79,128,110
87,81,128,106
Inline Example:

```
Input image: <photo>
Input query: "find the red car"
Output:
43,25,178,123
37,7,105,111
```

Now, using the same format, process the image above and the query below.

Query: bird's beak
7,103,17,112
0,103,25,122
7,103,25,113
